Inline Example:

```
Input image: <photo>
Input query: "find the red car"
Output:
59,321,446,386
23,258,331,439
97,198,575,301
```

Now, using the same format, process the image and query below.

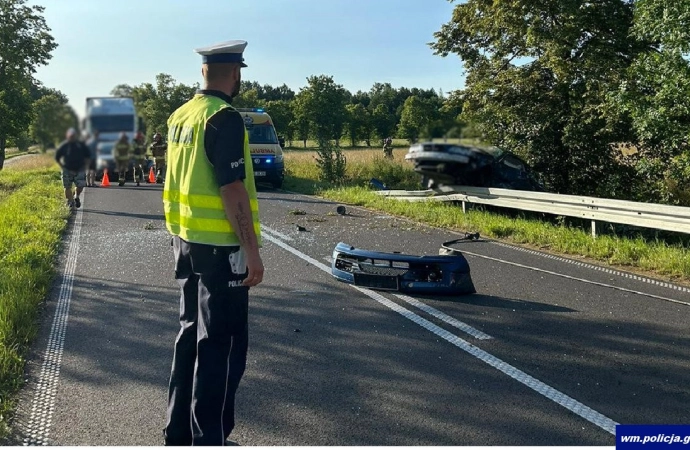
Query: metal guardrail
377,186,690,237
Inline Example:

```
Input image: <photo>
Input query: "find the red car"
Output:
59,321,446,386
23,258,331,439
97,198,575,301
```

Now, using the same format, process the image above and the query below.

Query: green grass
5,146,40,161
284,137,489,151
283,147,420,195
0,160,68,438
284,149,690,281
285,138,410,150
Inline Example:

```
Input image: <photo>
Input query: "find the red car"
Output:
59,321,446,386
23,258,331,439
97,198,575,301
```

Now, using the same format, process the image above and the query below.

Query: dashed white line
323,256,492,340
23,205,84,446
260,225,619,435
261,227,293,241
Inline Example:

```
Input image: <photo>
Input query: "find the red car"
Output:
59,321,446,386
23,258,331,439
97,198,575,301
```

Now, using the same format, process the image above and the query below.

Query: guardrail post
462,201,466,214
591,220,597,239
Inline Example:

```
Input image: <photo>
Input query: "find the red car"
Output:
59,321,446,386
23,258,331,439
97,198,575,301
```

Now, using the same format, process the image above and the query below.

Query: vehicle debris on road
331,238,477,295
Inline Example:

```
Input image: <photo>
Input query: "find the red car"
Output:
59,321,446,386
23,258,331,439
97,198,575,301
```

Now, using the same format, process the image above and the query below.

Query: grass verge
0,156,68,438
284,149,690,281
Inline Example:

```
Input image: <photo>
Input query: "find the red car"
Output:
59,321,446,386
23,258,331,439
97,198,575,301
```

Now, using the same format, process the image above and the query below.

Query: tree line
0,0,78,169
2,0,690,206
110,75,464,149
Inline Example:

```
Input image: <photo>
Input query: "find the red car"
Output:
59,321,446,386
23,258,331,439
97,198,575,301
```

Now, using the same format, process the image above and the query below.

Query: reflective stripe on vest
115,142,130,160
163,94,261,247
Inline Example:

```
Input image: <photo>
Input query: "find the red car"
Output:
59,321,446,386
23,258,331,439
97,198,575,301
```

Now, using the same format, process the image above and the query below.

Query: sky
29,0,467,119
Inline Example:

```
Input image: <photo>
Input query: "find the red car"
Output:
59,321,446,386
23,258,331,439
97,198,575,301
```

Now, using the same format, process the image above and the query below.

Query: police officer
132,132,148,186
163,39,264,447
150,132,167,183
114,132,131,186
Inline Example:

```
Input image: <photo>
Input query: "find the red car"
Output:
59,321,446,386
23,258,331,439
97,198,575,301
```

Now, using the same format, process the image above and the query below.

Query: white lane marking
24,205,84,446
393,294,493,340
259,225,618,435
493,241,690,294
459,249,690,307
261,225,330,272
325,255,492,340
261,226,293,241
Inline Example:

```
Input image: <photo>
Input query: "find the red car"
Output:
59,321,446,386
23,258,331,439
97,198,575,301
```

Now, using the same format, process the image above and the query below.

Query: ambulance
236,108,285,189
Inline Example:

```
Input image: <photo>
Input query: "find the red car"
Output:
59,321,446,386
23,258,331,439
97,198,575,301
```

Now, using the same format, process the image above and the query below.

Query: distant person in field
383,136,393,158
55,128,90,209
85,130,99,187
114,132,132,186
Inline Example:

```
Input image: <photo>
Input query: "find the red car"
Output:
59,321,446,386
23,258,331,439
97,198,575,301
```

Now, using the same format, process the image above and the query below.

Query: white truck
82,97,141,179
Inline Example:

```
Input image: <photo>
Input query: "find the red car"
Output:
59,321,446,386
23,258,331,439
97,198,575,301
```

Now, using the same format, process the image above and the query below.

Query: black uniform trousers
164,236,249,446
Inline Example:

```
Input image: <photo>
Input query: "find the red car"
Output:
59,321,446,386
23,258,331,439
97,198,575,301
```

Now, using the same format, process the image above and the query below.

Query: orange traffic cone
101,169,111,187
148,167,156,184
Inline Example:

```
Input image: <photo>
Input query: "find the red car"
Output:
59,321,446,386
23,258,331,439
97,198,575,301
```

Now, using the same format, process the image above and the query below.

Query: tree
0,0,57,169
344,103,370,147
398,96,438,143
351,90,371,108
297,75,348,144
110,84,134,98
606,0,690,203
0,73,33,159
233,88,264,109
265,99,294,143
262,83,295,102
30,93,78,150
369,83,398,116
370,104,397,144
124,74,198,140
431,0,641,196
291,93,311,147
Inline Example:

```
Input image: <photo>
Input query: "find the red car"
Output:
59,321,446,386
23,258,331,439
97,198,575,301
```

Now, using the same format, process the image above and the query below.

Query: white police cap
194,40,247,67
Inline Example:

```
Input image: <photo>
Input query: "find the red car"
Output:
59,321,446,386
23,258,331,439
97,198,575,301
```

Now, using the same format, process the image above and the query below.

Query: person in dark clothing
55,128,91,209
163,39,264,447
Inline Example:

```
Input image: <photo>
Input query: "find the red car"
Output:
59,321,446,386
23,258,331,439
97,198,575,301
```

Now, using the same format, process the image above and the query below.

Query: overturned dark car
405,141,544,191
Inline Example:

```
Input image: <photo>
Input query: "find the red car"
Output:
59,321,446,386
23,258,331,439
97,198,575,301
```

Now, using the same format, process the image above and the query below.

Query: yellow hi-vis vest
163,94,261,247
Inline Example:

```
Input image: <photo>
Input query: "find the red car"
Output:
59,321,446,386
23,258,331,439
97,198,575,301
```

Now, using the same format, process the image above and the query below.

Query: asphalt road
7,181,690,446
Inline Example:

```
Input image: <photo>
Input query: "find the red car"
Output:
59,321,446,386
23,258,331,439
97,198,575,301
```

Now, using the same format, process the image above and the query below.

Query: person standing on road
132,132,148,186
114,132,131,186
55,128,91,209
162,39,264,447
85,131,99,187
150,132,167,183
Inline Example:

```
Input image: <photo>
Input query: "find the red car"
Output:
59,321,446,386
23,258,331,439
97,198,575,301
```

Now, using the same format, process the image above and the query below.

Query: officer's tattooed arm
220,181,258,250
220,181,264,286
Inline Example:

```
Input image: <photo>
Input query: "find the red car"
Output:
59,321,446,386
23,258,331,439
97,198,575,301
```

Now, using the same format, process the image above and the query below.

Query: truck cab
236,108,285,189
82,97,140,179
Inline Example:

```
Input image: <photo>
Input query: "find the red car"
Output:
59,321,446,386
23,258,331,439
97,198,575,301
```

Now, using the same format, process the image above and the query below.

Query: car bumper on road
331,242,475,295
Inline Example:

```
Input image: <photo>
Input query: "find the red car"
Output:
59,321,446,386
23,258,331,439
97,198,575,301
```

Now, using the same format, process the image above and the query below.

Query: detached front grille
358,264,408,276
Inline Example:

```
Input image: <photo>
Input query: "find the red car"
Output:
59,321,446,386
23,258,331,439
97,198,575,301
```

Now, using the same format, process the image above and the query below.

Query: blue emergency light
255,108,264,113
266,158,272,164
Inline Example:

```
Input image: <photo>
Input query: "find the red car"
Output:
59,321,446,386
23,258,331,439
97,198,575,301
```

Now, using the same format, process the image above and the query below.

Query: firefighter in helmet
150,132,167,183
132,132,148,186
114,132,132,186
